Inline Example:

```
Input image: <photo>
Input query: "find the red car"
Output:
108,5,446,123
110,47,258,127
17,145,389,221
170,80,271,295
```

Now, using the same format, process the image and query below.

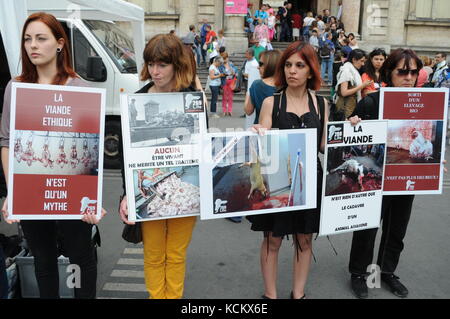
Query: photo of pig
386,120,443,164
211,133,307,215
133,166,200,220
325,144,385,196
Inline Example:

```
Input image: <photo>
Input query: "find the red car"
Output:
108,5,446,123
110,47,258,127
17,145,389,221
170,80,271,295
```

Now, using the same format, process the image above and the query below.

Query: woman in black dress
250,41,329,299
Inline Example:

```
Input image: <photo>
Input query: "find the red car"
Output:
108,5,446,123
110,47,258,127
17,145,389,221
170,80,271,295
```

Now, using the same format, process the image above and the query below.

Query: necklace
285,89,309,117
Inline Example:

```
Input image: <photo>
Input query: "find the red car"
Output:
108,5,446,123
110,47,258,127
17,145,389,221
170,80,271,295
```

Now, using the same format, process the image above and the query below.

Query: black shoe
381,274,408,298
261,294,271,299
226,217,242,223
350,275,368,299
240,114,246,118
290,291,306,299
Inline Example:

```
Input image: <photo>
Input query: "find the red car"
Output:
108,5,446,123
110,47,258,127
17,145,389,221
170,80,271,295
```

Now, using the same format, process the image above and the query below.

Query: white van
0,0,145,168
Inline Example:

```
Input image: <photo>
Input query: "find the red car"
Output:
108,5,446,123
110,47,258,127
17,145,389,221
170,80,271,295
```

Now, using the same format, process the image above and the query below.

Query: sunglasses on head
396,69,419,76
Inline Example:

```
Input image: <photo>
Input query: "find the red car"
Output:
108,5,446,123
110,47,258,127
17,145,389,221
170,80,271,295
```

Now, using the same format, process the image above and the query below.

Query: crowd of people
0,9,449,300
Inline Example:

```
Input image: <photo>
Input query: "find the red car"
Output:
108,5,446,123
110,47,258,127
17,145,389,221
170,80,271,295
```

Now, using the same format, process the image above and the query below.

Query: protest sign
200,129,317,220
319,120,387,236
380,88,448,194
9,83,105,220
121,92,206,221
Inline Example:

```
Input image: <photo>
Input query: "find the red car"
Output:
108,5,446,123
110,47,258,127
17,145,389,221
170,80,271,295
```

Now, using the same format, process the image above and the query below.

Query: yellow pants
141,216,196,299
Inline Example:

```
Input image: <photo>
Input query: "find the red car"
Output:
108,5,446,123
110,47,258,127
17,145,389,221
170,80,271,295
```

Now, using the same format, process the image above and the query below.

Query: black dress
247,90,325,236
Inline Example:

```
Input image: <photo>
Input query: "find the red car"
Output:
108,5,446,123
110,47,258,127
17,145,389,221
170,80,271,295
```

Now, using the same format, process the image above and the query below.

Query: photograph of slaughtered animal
325,144,385,196
13,130,100,176
133,166,200,220
205,130,317,218
386,120,443,164
127,93,202,148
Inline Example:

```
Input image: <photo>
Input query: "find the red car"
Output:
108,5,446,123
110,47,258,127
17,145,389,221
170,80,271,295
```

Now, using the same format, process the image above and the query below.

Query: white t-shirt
318,20,326,32
208,41,219,60
268,16,276,29
304,17,315,27
209,64,221,86
244,58,261,92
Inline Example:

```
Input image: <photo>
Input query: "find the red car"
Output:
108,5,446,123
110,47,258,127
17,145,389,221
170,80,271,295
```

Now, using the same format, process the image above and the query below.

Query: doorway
289,0,317,15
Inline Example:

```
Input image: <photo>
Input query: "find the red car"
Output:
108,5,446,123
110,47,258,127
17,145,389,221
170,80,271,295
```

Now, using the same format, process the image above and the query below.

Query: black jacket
350,91,380,120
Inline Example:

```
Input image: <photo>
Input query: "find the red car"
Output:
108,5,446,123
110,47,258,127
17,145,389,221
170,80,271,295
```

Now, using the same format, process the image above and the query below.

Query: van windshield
84,20,136,73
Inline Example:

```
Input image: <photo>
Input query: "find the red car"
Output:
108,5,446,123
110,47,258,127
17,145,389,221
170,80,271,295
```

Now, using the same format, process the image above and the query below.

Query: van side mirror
86,56,106,82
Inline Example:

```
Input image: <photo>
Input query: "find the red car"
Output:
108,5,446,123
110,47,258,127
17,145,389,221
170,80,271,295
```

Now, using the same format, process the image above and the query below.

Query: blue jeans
0,245,8,299
209,85,220,113
194,46,202,67
321,57,333,84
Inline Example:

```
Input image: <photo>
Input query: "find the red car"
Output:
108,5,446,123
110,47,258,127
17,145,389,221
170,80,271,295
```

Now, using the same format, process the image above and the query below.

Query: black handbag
119,195,142,244
121,222,142,244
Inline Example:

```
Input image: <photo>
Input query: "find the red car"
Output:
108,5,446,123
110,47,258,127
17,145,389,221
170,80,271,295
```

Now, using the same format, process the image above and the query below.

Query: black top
247,90,325,236
349,91,380,120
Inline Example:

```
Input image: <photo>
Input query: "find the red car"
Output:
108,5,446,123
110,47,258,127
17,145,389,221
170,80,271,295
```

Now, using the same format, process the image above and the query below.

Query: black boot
381,273,408,298
350,274,368,299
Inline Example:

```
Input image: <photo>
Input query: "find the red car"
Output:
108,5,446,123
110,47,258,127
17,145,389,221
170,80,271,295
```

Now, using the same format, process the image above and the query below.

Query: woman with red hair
248,41,329,299
0,12,106,298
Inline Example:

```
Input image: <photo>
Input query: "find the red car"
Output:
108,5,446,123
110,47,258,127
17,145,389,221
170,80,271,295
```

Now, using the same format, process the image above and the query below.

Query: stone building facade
124,0,450,56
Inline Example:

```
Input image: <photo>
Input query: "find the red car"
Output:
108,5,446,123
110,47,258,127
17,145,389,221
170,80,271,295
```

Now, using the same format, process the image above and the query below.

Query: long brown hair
17,12,76,84
140,34,194,91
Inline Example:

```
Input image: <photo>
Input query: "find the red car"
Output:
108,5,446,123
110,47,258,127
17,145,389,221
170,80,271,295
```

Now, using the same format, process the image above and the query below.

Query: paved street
1,102,450,299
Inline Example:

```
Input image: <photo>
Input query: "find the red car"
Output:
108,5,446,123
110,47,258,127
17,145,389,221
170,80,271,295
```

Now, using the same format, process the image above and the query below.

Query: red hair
275,41,322,91
17,12,77,84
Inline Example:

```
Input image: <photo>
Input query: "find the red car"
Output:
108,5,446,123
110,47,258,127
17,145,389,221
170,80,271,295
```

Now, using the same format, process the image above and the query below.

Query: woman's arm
209,68,221,80
258,96,274,129
244,93,255,115
340,80,372,97
320,99,330,154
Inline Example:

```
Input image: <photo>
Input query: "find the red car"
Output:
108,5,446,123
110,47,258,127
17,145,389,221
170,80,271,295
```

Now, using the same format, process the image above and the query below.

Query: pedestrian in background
1,12,105,299
361,48,387,97
243,48,261,128
320,32,335,86
221,52,236,117
335,49,371,119
119,34,199,299
208,56,225,118
245,50,281,124
292,11,302,42
302,11,315,41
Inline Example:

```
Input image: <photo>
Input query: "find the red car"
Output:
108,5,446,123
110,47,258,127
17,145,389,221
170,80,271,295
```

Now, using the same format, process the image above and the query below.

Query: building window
415,0,450,19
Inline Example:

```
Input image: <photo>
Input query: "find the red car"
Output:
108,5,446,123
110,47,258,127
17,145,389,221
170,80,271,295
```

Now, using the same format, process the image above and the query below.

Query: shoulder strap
272,91,283,128
317,95,325,131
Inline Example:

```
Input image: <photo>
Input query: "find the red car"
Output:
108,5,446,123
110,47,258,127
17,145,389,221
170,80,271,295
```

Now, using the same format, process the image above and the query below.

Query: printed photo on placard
386,120,443,164
120,92,207,222
13,130,100,176
133,166,200,220
200,129,318,220
379,88,448,194
319,120,387,237
8,82,105,220
127,93,201,148
325,144,385,196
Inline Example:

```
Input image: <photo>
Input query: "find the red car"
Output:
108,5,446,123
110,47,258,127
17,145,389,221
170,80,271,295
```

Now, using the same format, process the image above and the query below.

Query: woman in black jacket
347,48,447,299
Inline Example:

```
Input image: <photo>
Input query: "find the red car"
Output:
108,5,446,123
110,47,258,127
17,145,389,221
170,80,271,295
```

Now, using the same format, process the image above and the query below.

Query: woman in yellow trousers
119,34,198,299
